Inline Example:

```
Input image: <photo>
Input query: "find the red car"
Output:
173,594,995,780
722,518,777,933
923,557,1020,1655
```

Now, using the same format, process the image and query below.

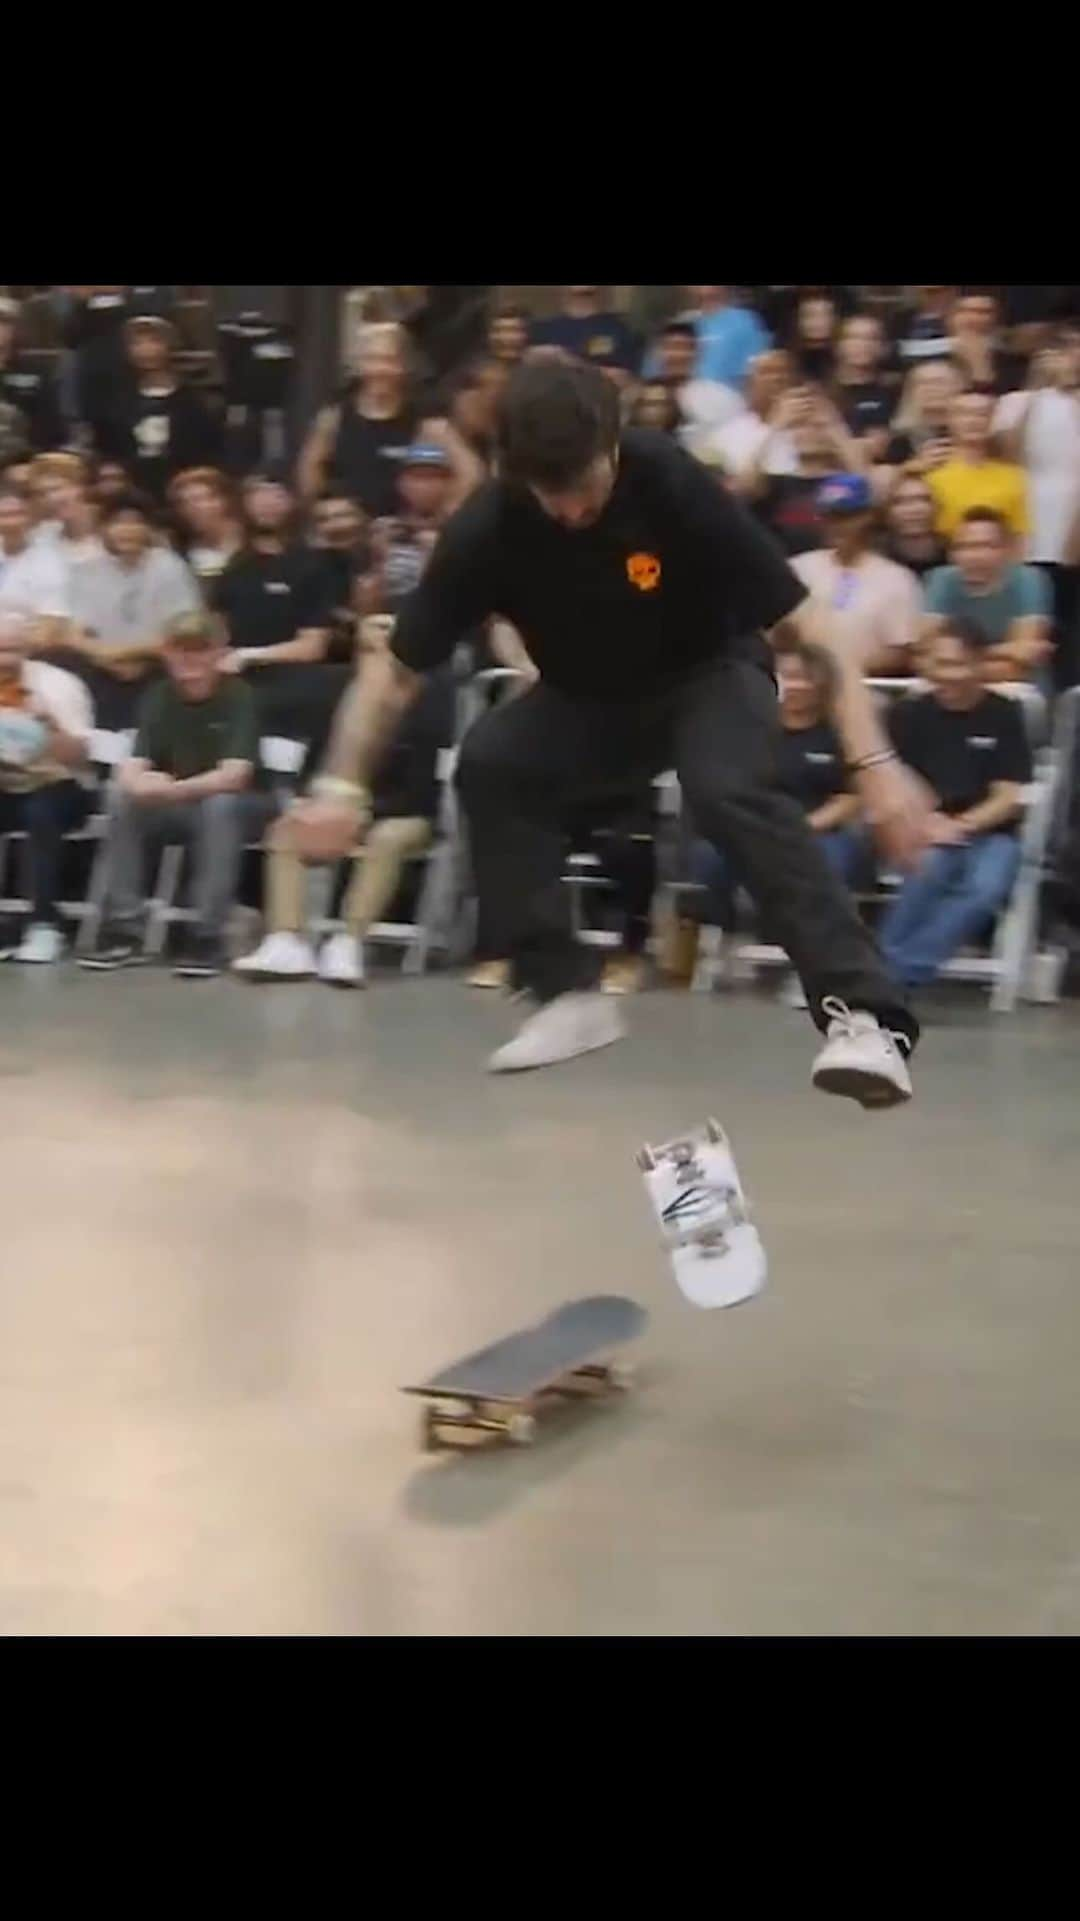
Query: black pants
457,657,918,1047
0,781,92,923
568,794,657,957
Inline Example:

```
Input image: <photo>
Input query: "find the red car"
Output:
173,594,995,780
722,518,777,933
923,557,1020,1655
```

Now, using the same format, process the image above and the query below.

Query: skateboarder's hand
859,759,935,870
286,795,369,863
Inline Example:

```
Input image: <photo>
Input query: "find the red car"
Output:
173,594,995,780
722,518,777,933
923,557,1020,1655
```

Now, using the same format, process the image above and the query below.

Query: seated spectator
995,334,1080,663
629,383,683,434
880,620,1031,989
831,313,896,462
80,611,258,978
895,285,956,368
680,638,863,992
298,322,417,517
922,508,1052,683
889,359,965,470
65,496,201,725
790,291,839,384
0,610,93,963
234,633,454,989
0,478,70,640
168,467,243,588
746,385,864,554
28,454,103,567
93,460,132,511
684,285,770,390
568,792,659,996
94,315,221,502
211,473,330,674
703,350,797,486
485,303,530,368
926,387,1029,540
0,295,62,451
307,490,371,656
530,287,639,379
357,445,453,618
650,318,743,450
880,474,949,581
948,289,1021,395
788,474,920,674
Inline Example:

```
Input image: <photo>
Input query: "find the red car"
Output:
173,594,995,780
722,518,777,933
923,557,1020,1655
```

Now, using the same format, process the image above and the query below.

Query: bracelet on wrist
849,750,898,774
311,775,370,807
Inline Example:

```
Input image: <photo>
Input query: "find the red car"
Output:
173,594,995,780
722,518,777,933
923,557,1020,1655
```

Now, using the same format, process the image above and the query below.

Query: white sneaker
487,991,626,1073
318,931,365,988
14,922,64,964
811,997,913,1109
232,931,316,981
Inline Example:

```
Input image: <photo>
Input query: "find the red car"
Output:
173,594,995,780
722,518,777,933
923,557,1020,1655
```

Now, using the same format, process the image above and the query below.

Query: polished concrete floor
2,963,1079,1637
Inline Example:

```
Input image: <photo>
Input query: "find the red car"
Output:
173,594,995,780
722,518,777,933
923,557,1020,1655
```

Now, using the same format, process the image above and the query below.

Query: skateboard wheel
636,1146,656,1173
506,1412,536,1446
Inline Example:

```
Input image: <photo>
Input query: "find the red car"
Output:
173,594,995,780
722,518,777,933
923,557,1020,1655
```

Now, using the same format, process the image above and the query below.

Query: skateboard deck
404,1294,648,1450
638,1118,767,1310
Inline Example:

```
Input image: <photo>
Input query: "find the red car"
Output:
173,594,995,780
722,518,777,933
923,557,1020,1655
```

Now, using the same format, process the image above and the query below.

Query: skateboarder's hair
497,359,621,491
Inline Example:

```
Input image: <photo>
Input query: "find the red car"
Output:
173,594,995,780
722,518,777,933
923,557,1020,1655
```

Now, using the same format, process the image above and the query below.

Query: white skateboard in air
637,1119,768,1309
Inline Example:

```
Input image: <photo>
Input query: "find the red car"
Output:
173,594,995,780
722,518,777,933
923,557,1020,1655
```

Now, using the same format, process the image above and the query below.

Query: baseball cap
391,443,452,470
815,473,873,515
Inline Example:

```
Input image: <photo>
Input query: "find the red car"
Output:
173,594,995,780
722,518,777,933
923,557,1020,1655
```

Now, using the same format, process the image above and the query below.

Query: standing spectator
81,611,258,978
880,474,949,581
788,474,920,674
94,315,221,503
298,323,416,518
167,467,243,589
65,496,201,725
880,621,1030,989
948,289,1019,395
895,286,956,367
832,313,896,460
890,360,965,468
704,350,797,486
485,303,530,368
922,508,1052,683
0,611,93,963
927,388,1029,540
530,288,639,377
0,296,63,451
60,286,175,442
211,474,331,675
685,286,771,390
0,479,70,638
995,333,1080,675
790,291,839,384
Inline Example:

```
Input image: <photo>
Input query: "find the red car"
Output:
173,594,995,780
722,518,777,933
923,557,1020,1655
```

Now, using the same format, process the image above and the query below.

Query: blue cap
391,443,452,470
815,472,873,514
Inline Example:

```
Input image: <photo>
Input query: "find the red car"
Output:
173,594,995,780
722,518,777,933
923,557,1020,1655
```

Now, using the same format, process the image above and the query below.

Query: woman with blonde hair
890,359,965,469
298,321,417,517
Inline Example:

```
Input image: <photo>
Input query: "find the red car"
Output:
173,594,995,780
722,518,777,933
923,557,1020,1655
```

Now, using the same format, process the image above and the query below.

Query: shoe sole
174,966,223,980
78,956,143,972
812,1064,912,1109
233,968,314,983
321,975,364,989
488,1026,626,1074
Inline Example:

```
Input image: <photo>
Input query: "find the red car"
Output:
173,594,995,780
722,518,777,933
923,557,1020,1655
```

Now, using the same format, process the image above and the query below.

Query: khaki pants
267,815,433,936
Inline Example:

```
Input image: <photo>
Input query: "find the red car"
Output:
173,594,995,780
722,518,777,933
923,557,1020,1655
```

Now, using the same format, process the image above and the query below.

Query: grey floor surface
2,965,1079,1637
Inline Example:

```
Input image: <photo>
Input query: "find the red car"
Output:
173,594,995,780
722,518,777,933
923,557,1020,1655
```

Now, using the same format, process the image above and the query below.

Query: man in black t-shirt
0,297,63,451
212,472,338,740
290,360,932,1107
92,315,221,501
880,618,1031,988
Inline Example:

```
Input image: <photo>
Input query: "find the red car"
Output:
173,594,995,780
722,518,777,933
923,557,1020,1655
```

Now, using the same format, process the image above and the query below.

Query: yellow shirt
928,459,1029,539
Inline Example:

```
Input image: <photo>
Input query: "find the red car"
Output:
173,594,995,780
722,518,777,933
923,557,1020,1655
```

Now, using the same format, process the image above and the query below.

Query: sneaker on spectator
173,933,226,980
467,958,511,990
232,932,316,981
79,925,144,971
811,998,912,1109
601,952,647,995
318,932,365,989
14,922,64,964
488,991,625,1073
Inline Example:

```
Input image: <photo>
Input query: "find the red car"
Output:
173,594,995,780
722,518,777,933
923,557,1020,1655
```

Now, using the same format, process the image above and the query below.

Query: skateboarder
290,357,930,1108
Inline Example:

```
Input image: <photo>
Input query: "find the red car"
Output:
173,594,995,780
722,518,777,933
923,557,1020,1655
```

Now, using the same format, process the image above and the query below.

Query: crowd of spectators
1,283,1078,993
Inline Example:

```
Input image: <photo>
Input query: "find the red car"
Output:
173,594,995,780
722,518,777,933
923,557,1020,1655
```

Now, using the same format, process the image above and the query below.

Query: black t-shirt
889,692,1031,825
836,381,895,437
212,546,333,651
777,719,848,813
329,400,414,517
530,311,640,373
299,663,455,822
755,474,827,556
0,354,63,450
95,381,221,498
391,429,805,700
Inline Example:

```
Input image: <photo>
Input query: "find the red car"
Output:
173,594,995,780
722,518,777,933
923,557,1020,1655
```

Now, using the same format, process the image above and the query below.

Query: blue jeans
880,834,1021,988
689,825,865,928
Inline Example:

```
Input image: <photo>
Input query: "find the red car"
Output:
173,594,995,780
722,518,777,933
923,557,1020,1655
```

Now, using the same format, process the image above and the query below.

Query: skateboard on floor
404,1294,648,1452
637,1118,767,1309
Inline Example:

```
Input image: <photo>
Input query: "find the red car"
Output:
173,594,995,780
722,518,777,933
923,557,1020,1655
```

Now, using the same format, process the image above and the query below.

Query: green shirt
134,677,258,779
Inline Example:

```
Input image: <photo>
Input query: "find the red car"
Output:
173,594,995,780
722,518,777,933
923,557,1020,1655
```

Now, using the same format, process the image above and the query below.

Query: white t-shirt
994,389,1080,564
695,410,800,480
0,539,71,619
790,549,921,672
0,659,94,793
